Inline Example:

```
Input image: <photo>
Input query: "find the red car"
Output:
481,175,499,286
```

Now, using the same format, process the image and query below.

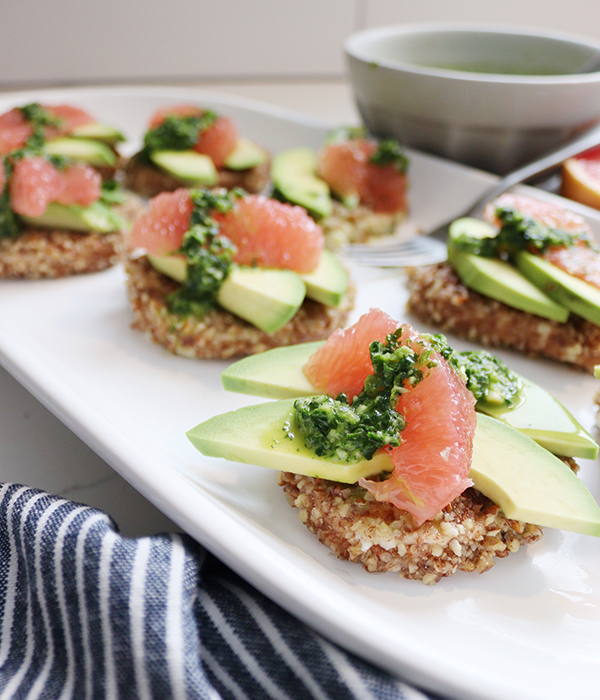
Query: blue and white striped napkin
0,483,444,700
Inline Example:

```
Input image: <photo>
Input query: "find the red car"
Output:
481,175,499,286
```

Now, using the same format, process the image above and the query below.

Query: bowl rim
344,21,600,85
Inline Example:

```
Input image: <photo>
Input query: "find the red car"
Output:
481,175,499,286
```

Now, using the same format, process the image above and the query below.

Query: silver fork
342,125,600,268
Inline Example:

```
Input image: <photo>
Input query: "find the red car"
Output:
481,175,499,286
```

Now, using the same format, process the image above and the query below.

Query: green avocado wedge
516,251,600,327
220,341,598,460
447,218,569,322
69,122,125,145
187,398,393,483
186,404,600,536
45,137,118,167
271,148,333,220
19,201,125,233
224,138,267,170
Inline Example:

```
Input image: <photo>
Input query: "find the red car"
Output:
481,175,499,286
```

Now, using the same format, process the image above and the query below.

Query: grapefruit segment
147,104,238,167
129,188,193,254
217,194,324,273
9,156,63,217
317,138,407,213
485,192,600,290
484,192,591,235
303,308,399,400
56,164,102,207
0,108,32,155
359,326,477,525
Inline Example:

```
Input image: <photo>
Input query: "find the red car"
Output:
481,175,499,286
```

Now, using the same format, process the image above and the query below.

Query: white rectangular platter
1,86,599,700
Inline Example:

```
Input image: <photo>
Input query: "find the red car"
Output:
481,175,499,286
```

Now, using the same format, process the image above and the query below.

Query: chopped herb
369,139,408,174
143,112,217,153
452,205,595,258
454,350,522,406
10,103,63,162
293,329,524,463
166,188,241,316
0,160,18,239
99,180,126,205
292,328,436,463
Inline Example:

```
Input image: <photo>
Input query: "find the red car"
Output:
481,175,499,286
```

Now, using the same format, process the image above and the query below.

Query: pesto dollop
369,139,408,174
142,112,218,154
166,188,241,317
293,330,523,464
453,205,595,258
292,328,436,463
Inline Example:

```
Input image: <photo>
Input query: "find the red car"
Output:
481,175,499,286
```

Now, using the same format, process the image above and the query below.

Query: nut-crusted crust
125,256,356,359
279,472,546,584
122,151,271,198
0,193,146,280
406,262,600,373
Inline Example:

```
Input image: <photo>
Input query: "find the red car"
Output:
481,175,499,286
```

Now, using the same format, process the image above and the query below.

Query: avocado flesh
478,375,598,459
147,255,306,334
149,150,218,186
187,402,600,536
447,218,568,322
186,398,393,483
271,148,332,219
218,267,306,333
219,341,597,459
222,341,322,398
471,414,600,535
45,137,117,167
298,250,347,307
148,251,338,308
224,138,267,170
69,122,125,144
516,251,600,327
20,201,125,233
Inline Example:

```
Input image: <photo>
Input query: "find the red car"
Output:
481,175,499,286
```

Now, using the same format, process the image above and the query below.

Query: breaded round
0,194,146,280
321,200,407,250
279,471,548,584
125,256,355,359
122,151,271,198
406,262,600,373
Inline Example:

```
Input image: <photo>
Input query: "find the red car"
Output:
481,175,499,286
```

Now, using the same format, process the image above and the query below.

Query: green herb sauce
166,188,241,317
369,139,408,174
292,328,436,462
293,330,523,463
142,112,218,154
453,205,595,258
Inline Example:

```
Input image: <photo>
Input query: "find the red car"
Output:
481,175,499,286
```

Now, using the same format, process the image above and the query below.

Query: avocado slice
20,201,125,233
219,341,598,459
186,398,393,483
298,250,348,307
187,403,600,536
447,218,569,322
149,150,219,186
478,375,598,460
69,122,125,145
271,148,332,219
45,137,118,167
147,255,306,334
222,341,322,398
218,267,306,333
224,138,267,170
516,251,600,327
148,251,340,308
471,414,600,535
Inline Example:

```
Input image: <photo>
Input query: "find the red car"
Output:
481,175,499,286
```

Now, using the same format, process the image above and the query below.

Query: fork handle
465,124,600,217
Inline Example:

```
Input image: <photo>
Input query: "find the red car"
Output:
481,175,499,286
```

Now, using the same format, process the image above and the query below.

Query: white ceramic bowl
345,23,600,174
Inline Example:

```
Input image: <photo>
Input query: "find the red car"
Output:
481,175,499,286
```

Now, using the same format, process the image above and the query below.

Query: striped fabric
0,484,442,700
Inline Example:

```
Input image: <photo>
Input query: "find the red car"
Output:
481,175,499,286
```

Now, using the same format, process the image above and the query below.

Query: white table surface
0,79,359,537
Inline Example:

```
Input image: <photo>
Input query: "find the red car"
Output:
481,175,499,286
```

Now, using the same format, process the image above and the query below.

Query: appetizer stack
188,309,600,584
407,193,600,372
0,102,132,278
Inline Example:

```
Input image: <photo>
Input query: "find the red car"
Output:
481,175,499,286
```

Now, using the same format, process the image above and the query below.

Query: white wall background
1,0,600,87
